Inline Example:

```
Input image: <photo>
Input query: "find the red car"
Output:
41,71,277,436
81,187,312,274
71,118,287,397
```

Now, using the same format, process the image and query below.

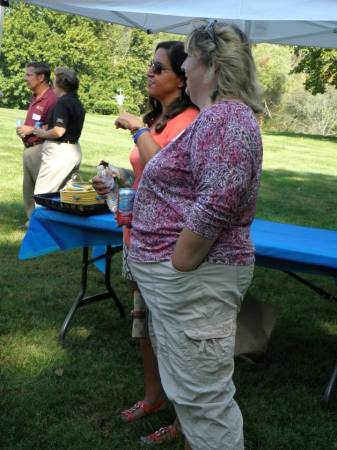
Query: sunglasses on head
202,20,217,42
202,20,249,45
148,60,168,75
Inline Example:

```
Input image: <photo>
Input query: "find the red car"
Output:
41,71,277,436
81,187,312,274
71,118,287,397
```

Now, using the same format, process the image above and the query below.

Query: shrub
92,100,119,115
122,102,140,115
268,86,337,136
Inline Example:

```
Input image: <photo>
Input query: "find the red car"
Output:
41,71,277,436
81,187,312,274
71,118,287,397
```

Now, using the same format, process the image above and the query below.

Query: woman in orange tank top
93,40,198,445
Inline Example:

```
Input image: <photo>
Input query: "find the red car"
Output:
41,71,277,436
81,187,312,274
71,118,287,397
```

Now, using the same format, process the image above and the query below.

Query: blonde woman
128,22,263,450
93,41,198,445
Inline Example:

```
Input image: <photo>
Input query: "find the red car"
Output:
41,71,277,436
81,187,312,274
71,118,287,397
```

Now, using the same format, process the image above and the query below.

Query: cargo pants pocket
182,318,236,383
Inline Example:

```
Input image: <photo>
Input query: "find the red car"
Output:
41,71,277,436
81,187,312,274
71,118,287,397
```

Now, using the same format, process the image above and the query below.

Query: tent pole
0,5,5,52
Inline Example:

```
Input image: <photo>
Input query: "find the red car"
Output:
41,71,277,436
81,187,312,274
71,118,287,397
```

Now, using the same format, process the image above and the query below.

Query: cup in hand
16,118,24,127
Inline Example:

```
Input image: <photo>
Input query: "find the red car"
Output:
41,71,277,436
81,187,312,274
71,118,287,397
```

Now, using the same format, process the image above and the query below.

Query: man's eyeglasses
148,60,170,75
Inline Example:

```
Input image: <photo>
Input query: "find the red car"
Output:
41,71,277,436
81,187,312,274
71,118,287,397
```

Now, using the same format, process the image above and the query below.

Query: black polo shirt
48,92,85,142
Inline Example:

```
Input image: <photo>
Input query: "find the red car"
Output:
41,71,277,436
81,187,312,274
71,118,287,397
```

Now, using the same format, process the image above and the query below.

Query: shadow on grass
256,168,337,229
1,165,337,449
0,199,27,226
2,243,129,334
263,129,337,143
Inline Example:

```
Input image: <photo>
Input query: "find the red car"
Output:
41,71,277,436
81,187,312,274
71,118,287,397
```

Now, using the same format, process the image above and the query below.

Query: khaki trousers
23,143,43,218
129,260,254,450
34,141,82,195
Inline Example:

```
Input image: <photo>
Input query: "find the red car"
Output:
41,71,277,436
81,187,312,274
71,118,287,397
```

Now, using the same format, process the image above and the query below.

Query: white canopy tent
1,0,337,48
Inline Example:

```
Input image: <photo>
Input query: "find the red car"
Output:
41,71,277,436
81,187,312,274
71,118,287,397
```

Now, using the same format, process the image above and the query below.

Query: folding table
252,219,337,406
19,211,337,404
19,207,125,343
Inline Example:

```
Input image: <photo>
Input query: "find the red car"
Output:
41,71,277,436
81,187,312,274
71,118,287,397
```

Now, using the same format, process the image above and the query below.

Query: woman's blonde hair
185,22,263,113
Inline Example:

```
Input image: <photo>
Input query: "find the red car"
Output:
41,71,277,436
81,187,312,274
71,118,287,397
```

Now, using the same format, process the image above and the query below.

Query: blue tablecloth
252,219,337,276
19,208,337,278
19,207,123,260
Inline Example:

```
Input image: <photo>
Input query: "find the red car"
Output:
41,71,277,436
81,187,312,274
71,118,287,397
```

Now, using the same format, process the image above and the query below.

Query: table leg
105,245,125,318
284,271,337,303
321,360,337,407
59,245,125,343
283,271,337,406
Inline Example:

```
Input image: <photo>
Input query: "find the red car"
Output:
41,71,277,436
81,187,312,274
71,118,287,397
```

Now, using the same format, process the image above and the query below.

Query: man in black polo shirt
33,67,85,194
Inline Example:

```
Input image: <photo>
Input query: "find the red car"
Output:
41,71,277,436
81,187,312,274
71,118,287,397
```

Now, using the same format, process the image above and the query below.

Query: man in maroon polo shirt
16,62,58,224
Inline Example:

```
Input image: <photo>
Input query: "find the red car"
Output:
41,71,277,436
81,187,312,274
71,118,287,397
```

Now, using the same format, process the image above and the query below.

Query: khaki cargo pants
129,260,254,450
34,141,81,195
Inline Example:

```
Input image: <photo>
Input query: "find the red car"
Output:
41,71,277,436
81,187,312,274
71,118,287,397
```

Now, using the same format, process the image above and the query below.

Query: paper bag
235,294,278,356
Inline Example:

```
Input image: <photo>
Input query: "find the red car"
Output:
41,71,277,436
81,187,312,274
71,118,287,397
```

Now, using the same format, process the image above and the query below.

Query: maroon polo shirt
23,87,58,147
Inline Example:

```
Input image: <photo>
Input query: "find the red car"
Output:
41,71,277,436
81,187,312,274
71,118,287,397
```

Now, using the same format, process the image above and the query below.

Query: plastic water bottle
105,179,118,213
96,162,118,213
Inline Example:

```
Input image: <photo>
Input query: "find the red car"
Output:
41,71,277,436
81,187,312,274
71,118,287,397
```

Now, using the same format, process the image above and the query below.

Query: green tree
253,44,293,113
1,3,108,108
267,72,337,136
105,29,155,114
0,3,155,114
291,47,337,95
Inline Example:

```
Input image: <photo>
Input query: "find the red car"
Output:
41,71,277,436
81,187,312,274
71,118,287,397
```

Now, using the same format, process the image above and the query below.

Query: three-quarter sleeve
185,109,257,239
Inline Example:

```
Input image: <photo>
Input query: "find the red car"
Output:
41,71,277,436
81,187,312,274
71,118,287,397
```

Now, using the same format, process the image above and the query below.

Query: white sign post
115,88,126,111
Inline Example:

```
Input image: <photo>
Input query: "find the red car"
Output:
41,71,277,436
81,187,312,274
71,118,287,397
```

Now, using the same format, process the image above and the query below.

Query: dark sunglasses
148,60,170,75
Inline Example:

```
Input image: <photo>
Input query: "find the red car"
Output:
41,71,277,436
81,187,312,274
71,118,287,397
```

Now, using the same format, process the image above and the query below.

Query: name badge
32,113,41,121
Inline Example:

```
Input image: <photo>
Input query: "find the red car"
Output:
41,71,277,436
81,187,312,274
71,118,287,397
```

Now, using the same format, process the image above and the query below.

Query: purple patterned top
129,100,263,265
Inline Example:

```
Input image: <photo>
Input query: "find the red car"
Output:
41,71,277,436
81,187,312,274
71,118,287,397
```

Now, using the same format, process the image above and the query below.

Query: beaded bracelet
132,127,150,143
130,127,139,135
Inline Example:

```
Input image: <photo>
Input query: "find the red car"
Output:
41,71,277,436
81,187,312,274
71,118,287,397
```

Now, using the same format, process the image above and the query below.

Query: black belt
24,141,42,148
58,140,78,144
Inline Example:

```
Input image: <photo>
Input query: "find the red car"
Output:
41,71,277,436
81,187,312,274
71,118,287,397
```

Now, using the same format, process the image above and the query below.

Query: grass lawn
1,106,337,450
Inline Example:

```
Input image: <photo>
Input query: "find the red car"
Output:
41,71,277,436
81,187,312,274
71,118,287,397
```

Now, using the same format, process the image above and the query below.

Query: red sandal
140,424,180,445
120,398,166,423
